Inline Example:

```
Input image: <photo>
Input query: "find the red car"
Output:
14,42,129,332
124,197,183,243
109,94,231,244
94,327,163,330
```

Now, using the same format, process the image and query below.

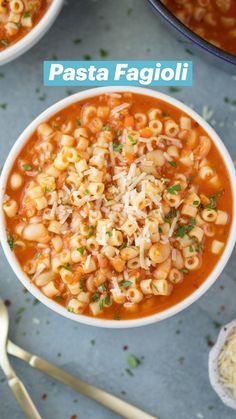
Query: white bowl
0,0,63,66
0,86,236,328
209,320,236,410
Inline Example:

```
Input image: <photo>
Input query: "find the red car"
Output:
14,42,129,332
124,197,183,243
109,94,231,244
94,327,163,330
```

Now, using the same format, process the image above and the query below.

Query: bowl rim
147,0,236,65
209,319,236,410
0,85,236,329
0,0,64,66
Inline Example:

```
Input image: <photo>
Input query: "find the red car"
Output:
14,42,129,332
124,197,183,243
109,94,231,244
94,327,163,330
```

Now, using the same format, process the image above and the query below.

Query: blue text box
44,61,192,87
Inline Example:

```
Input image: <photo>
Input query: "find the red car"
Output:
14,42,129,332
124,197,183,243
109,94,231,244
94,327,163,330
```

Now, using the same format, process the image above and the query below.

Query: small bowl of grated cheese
209,320,236,410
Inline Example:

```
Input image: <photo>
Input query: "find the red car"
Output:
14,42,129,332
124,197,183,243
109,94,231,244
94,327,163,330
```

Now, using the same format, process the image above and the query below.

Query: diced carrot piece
140,127,152,138
124,116,135,128
124,152,135,164
129,269,141,277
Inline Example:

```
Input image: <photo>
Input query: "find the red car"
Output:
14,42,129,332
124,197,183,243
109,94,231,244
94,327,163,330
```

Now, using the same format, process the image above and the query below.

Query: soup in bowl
161,0,236,57
0,87,235,328
147,0,236,68
0,0,63,65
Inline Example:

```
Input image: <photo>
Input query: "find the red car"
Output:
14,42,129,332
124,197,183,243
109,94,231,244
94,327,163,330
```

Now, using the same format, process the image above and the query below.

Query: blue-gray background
0,1,236,418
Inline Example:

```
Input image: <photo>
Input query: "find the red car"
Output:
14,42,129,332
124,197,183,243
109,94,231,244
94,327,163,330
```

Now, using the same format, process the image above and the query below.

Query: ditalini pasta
218,329,236,398
0,0,52,50
161,0,236,57
3,92,233,320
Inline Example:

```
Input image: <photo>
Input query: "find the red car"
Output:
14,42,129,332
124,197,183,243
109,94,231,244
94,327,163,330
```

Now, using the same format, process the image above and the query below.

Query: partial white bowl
0,86,236,328
0,0,63,66
209,320,236,410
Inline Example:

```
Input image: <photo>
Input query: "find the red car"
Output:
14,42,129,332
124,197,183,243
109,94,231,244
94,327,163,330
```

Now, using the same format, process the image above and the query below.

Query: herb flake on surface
127,354,141,369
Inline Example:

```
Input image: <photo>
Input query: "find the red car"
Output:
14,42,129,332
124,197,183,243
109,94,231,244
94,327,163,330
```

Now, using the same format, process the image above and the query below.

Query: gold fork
0,299,157,419
0,298,41,419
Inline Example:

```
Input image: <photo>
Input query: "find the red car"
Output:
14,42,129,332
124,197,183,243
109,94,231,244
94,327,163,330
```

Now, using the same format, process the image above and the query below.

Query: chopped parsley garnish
114,312,120,320
127,354,141,369
187,175,195,183
83,54,91,61
84,189,90,194
177,356,185,365
24,12,31,18
98,283,107,292
167,184,181,195
112,142,123,152
185,48,194,55
205,191,222,209
224,97,236,107
119,242,128,250
169,87,182,93
99,295,110,310
181,268,189,274
55,296,64,302
192,237,204,253
67,307,74,313
128,134,137,145
106,231,112,237
92,292,100,302
121,281,132,288
205,334,214,347
87,225,95,238
104,295,110,305
99,48,108,58
44,187,52,193
164,208,177,224
127,7,133,16
213,320,222,329
151,282,159,294
193,200,199,206
176,218,196,238
80,277,86,290
22,164,32,171
7,235,14,251
77,246,84,254
101,125,111,131
162,111,168,117
62,263,71,271
126,368,134,376
169,161,177,167
76,118,81,125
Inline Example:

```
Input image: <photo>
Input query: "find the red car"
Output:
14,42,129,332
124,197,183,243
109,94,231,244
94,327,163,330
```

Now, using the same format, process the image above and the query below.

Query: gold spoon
0,298,41,419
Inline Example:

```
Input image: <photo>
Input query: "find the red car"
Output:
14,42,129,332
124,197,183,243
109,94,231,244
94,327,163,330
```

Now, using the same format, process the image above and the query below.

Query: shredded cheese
218,329,236,398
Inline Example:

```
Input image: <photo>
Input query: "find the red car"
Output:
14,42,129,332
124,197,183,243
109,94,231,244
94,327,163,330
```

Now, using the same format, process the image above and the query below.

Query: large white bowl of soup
0,0,63,66
0,86,235,328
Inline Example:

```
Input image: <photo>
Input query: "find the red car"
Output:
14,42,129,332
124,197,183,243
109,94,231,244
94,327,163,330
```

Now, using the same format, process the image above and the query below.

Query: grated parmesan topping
218,329,236,398
111,103,130,116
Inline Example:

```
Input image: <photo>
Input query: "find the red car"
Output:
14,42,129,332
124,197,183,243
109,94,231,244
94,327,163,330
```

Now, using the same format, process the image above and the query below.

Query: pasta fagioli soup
3,92,233,320
0,0,52,51
161,0,236,57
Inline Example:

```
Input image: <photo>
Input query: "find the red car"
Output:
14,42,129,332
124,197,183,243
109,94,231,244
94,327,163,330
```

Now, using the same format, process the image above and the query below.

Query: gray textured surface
0,0,236,418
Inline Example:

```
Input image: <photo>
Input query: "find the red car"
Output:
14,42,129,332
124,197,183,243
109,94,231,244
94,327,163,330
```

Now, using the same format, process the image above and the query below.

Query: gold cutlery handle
8,376,41,419
30,356,157,419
